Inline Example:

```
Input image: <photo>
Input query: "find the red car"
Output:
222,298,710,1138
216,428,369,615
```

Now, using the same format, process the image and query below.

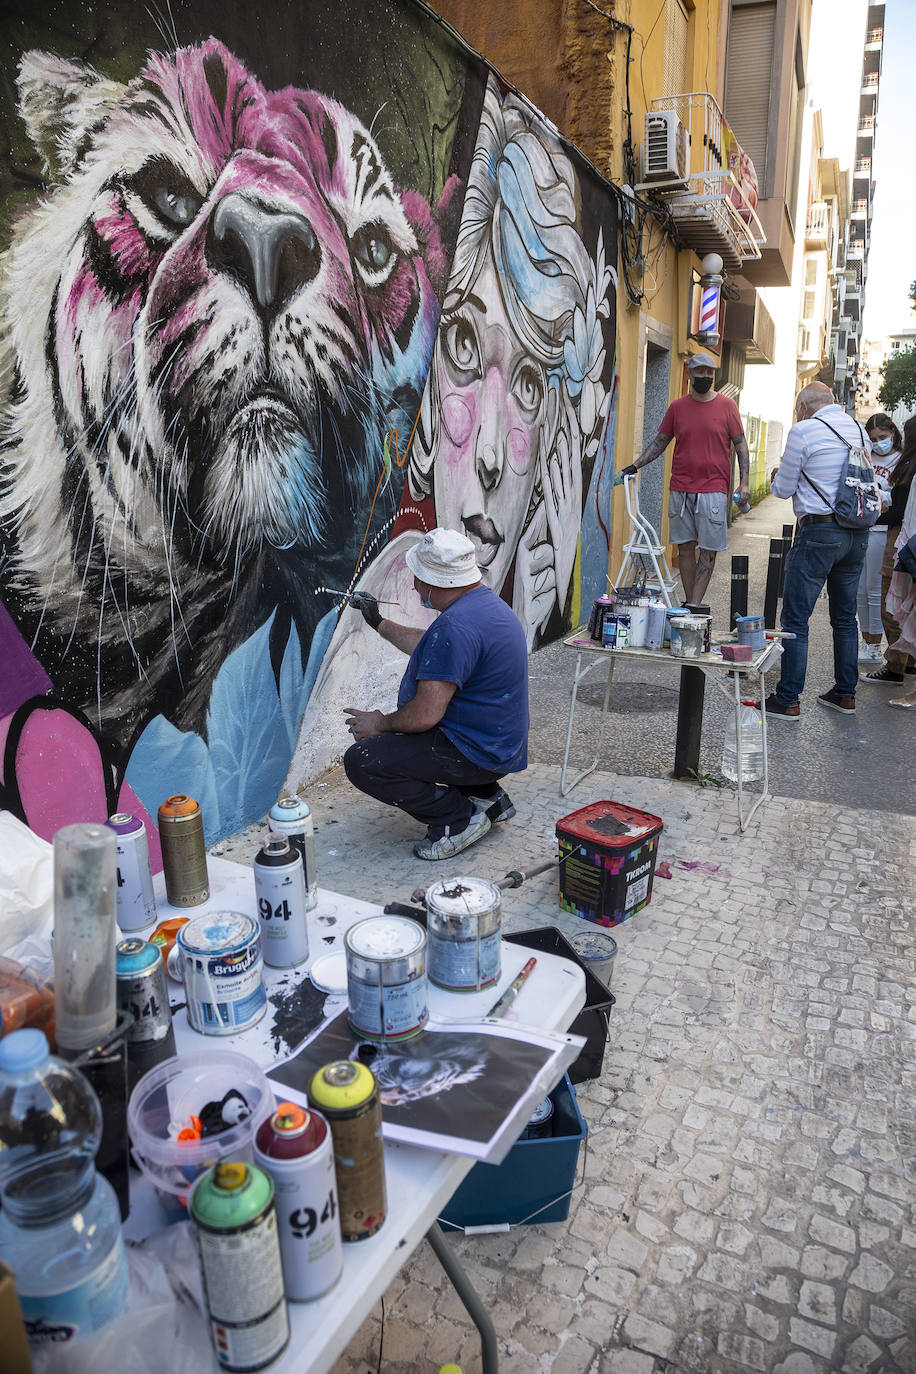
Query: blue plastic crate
438,1074,586,1229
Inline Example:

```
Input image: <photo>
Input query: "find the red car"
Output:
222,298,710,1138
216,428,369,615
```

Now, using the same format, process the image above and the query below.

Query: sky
809,0,916,341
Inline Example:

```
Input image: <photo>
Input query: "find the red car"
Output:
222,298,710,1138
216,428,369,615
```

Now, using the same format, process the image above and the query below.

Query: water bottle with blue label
0,1029,128,1348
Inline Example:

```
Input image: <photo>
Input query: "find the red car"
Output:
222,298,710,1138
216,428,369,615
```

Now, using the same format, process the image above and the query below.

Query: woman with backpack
861,414,916,688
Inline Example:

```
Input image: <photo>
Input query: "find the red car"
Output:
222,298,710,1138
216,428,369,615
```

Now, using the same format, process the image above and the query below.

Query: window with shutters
805,258,818,287
663,0,690,98
802,289,816,320
724,2,777,193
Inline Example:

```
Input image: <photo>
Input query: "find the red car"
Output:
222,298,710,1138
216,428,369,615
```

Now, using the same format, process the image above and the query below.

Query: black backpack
800,417,882,531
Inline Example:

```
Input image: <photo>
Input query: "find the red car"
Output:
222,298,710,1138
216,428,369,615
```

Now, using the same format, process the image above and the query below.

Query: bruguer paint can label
254,1103,343,1300
190,1162,289,1371
177,911,266,1035
308,1061,386,1243
344,915,427,1041
106,813,157,931
425,876,502,992
157,795,209,907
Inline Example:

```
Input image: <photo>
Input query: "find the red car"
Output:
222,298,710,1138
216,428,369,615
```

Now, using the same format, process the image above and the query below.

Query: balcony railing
858,116,875,135
637,92,765,269
866,27,883,44
862,73,879,90
847,240,866,258
851,198,869,215
806,201,830,245
854,159,872,176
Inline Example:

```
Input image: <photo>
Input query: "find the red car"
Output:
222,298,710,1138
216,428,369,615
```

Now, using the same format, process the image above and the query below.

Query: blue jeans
776,523,869,703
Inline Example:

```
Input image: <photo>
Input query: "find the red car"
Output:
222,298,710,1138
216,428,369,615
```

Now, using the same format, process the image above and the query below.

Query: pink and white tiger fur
0,38,450,757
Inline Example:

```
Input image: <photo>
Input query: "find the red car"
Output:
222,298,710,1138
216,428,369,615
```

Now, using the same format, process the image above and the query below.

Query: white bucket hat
405,529,481,588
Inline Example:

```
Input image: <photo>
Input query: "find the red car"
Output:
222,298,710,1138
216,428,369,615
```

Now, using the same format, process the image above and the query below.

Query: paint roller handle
350,591,382,629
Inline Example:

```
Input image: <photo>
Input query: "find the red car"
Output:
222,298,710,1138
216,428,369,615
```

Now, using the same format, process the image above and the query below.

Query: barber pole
698,283,720,340
254,1103,343,1301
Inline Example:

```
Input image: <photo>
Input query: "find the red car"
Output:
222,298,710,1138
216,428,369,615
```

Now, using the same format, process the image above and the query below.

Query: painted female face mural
410,77,615,647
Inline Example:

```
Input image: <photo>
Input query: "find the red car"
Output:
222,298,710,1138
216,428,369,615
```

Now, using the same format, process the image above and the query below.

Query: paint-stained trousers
343,727,503,836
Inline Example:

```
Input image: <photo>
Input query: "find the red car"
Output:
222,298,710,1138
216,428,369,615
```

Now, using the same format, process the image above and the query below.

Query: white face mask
872,437,894,456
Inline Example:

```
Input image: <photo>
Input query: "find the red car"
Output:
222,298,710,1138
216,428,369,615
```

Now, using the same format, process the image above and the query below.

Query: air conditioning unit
642,111,689,187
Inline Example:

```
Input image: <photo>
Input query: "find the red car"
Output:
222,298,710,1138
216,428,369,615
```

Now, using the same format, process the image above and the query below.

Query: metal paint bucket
736,614,766,651
344,916,427,1041
425,877,502,992
670,613,707,658
569,930,618,989
177,912,266,1036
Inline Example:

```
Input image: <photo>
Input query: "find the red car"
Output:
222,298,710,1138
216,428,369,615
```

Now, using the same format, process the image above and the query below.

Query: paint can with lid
177,912,266,1036
344,916,427,1041
190,1161,289,1371
308,1060,386,1242
735,614,766,651
106,813,157,931
115,937,175,1090
253,835,309,967
157,795,209,908
425,877,501,992
268,796,317,910
569,930,618,990
523,1096,555,1139
254,1102,343,1300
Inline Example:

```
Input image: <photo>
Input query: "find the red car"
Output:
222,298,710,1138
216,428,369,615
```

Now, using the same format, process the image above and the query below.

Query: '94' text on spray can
253,836,309,968
254,1102,343,1301
190,1161,289,1371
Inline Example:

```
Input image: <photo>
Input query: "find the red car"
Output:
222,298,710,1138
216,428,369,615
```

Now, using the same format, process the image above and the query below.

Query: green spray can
189,1162,289,1371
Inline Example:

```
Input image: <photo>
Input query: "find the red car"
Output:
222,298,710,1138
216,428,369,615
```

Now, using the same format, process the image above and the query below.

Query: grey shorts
668,490,728,552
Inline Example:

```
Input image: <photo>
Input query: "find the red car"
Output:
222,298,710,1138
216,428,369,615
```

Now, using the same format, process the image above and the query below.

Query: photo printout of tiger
0,30,470,838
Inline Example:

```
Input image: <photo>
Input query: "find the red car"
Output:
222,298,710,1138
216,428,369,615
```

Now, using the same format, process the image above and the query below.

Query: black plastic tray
505,926,614,1084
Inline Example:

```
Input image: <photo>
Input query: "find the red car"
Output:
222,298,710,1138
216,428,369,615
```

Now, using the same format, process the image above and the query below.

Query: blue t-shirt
397,586,529,774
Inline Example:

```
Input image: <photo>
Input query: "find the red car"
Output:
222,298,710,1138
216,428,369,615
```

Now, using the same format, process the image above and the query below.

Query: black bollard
778,524,794,597
730,555,749,630
673,664,705,780
763,537,783,629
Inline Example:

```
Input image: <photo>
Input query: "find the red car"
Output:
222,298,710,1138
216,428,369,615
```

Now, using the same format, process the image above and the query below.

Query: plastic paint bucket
569,931,618,989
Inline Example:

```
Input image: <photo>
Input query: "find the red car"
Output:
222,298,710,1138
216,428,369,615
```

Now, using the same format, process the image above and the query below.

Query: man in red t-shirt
617,352,750,603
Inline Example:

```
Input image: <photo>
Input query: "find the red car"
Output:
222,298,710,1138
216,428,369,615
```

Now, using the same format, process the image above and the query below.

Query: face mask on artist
872,437,894,456
691,377,714,394
420,597,435,610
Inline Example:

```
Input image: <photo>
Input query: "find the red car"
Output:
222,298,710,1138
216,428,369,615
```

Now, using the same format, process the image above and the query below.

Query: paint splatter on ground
655,860,673,879
679,860,720,875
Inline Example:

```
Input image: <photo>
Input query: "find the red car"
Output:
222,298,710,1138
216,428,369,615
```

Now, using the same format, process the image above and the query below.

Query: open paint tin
344,916,428,1041
425,877,502,993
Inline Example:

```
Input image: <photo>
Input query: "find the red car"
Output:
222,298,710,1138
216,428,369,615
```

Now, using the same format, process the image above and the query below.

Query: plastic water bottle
721,702,764,783
0,1029,128,1347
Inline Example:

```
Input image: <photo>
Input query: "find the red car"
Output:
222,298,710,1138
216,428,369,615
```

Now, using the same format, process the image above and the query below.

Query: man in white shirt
765,382,871,720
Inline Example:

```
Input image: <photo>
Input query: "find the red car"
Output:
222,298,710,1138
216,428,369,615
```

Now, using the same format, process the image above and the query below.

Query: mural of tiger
0,38,450,779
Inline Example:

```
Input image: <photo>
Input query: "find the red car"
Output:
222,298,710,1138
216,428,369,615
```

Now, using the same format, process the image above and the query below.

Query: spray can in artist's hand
190,1161,289,1372
254,836,310,967
268,795,317,910
254,1102,343,1300
308,1060,386,1242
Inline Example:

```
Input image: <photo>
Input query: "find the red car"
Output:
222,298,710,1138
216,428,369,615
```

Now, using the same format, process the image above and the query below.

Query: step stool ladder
611,474,679,605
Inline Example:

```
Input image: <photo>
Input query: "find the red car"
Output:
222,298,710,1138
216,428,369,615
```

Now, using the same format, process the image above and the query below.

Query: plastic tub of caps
128,1049,274,1216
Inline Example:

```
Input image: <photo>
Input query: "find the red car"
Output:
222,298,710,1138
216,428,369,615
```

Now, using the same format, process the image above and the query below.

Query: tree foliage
878,346,916,412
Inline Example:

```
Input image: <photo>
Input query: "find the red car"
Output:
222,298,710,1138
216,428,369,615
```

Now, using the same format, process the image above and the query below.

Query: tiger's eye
128,157,204,232
352,223,394,277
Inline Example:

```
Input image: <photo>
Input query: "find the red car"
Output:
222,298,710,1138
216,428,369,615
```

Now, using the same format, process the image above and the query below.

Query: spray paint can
157,795,209,908
254,1103,343,1301
190,1162,289,1371
115,937,176,1092
308,1060,386,1242
253,836,309,968
105,813,157,931
268,796,317,910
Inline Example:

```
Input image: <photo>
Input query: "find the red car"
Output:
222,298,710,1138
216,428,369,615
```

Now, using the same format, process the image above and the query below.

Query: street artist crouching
342,529,529,861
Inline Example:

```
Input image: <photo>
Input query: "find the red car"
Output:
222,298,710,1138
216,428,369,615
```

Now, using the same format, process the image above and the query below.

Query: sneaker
413,808,491,861
818,689,855,714
860,665,905,684
858,643,883,667
764,694,800,721
467,788,516,823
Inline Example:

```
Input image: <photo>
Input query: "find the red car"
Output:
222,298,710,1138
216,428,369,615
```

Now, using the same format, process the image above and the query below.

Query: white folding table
123,858,586,1373
560,631,782,831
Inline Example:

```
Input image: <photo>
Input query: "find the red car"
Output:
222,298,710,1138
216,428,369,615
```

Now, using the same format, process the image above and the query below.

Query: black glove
896,535,916,580
350,591,382,630
613,464,638,487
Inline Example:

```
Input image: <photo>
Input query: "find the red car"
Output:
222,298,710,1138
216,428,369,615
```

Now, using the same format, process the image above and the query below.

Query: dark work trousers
343,727,503,834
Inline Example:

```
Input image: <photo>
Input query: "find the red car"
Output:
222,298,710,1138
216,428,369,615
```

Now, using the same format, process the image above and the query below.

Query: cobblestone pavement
217,764,916,1374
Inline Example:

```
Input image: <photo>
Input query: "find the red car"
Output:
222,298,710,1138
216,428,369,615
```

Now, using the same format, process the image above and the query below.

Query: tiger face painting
0,39,448,754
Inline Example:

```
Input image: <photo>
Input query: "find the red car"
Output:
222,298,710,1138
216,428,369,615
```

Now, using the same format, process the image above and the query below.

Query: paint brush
319,588,401,605
486,957,536,1018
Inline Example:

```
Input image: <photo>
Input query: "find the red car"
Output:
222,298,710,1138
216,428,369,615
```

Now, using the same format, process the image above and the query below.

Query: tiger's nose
207,193,321,314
